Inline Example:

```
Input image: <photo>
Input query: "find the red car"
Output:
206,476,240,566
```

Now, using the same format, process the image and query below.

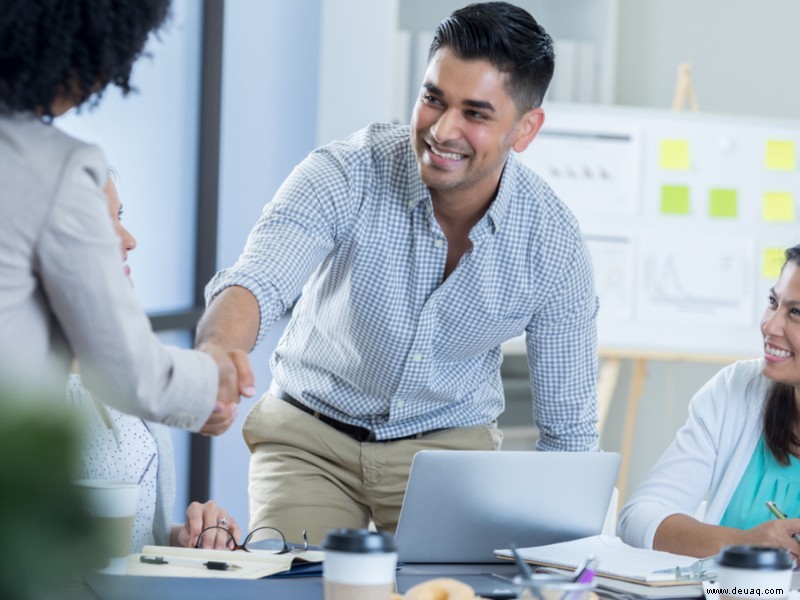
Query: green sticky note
709,189,738,218
762,248,786,279
765,140,796,171
762,191,795,222
661,185,690,215
659,140,690,170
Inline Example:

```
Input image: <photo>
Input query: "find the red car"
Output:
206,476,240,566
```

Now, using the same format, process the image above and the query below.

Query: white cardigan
618,359,770,549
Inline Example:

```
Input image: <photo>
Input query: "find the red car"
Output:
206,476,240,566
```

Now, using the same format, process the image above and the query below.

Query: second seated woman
619,243,800,558
66,176,242,551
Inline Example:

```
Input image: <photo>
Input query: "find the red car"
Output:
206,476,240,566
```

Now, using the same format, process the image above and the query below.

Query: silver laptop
394,450,621,563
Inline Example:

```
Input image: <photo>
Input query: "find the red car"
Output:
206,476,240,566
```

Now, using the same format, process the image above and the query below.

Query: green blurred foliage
0,386,104,599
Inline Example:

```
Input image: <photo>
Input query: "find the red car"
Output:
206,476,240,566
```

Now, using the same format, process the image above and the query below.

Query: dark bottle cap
321,528,397,554
717,546,794,570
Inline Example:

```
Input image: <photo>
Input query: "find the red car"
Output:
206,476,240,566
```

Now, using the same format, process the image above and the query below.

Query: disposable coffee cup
73,480,140,575
322,528,397,600
715,546,793,600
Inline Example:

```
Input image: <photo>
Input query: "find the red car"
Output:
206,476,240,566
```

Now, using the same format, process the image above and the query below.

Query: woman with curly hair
0,0,253,435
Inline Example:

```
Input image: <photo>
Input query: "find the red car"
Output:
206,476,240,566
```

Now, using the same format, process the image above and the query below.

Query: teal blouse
720,436,800,529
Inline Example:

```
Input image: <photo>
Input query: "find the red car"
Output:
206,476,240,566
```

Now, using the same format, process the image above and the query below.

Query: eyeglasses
195,526,308,554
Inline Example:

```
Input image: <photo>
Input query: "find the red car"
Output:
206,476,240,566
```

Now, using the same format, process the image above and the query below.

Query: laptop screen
394,450,621,563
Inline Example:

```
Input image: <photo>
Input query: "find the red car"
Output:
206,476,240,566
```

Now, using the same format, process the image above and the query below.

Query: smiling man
197,1,599,544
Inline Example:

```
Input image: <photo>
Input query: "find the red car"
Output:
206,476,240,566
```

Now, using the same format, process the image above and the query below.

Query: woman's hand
738,518,800,557
655,514,800,558
171,500,243,549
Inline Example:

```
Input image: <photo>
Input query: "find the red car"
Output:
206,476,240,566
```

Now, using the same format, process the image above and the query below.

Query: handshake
196,341,256,436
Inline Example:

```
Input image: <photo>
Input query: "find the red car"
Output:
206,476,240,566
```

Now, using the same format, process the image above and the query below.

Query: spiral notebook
495,535,703,587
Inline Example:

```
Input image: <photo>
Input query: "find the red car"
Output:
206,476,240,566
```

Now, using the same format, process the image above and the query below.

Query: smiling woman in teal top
619,243,800,558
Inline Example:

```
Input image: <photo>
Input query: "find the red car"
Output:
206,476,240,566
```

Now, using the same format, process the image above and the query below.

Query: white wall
615,0,800,119
316,0,397,145
59,1,202,315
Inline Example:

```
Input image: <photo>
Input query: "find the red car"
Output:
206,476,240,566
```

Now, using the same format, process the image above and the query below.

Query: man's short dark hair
0,0,171,119
428,2,555,112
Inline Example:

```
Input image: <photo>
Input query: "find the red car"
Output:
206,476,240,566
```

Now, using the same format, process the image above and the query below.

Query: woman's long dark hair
763,244,800,465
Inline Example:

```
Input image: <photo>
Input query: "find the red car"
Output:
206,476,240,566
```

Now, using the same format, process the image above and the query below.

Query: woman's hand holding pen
735,519,800,558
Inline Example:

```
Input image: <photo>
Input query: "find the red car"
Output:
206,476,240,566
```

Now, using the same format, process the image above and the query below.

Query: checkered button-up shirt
207,123,599,449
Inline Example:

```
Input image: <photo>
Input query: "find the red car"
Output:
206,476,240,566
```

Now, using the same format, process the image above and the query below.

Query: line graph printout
586,234,635,323
637,235,755,327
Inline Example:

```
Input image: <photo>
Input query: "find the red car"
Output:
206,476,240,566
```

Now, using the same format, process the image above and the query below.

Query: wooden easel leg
616,358,648,506
597,357,621,434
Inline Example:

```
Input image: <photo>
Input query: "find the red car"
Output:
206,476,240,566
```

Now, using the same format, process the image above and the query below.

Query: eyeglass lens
242,527,287,553
195,525,300,554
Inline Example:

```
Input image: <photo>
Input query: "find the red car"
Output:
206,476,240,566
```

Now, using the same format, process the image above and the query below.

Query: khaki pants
242,393,503,546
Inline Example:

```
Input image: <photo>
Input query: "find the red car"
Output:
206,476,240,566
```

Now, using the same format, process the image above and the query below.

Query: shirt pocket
434,305,529,362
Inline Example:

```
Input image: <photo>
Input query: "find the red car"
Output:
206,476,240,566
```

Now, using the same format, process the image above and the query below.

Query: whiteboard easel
672,62,699,112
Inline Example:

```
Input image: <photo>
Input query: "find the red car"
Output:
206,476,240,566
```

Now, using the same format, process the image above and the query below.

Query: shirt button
396,400,405,409
412,353,422,362
407,199,415,210
434,239,444,248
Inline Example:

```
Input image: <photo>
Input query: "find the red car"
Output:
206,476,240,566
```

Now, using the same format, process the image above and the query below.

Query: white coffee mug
73,480,140,575
322,528,397,600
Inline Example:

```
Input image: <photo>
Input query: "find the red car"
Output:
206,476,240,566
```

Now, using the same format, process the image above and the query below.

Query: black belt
282,395,442,443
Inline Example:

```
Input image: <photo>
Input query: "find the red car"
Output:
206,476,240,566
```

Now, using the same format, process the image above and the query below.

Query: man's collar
404,144,517,235
484,157,516,234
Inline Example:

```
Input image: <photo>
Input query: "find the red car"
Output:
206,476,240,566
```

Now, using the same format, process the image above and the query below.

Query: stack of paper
496,535,703,587
126,545,324,579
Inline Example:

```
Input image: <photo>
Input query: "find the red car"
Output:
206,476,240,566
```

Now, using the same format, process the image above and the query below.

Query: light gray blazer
0,112,216,430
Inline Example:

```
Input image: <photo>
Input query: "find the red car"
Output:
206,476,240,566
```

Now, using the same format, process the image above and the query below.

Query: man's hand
197,342,256,436
202,342,256,404
171,500,243,549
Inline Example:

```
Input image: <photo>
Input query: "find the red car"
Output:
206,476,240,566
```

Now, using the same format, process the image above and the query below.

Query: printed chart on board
517,103,800,357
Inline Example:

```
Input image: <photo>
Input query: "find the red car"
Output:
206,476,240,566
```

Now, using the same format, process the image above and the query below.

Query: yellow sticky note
661,185,690,215
659,140,690,170
709,189,738,218
762,248,786,279
765,140,796,171
762,191,795,222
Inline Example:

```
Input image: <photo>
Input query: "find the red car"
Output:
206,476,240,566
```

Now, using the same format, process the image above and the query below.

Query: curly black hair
429,2,555,112
0,0,171,118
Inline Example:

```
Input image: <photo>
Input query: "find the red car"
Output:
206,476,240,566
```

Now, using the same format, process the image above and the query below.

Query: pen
765,500,800,544
573,556,597,584
139,554,242,571
509,545,535,583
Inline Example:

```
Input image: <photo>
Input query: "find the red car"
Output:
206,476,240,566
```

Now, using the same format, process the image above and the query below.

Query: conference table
82,562,523,599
